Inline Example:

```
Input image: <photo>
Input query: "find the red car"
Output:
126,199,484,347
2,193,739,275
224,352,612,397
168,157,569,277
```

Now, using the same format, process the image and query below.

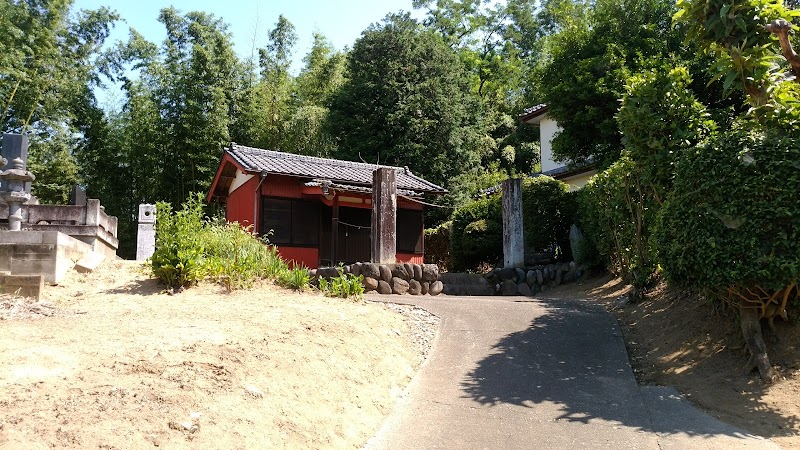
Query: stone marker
570,224,585,264
371,168,396,264
501,178,524,268
136,204,156,261
69,185,86,206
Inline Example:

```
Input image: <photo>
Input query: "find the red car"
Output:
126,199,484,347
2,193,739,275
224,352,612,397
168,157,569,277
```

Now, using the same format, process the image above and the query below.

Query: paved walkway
365,294,779,450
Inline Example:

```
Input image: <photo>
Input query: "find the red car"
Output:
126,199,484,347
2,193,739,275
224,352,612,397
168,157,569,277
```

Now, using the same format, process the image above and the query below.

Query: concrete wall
0,231,93,283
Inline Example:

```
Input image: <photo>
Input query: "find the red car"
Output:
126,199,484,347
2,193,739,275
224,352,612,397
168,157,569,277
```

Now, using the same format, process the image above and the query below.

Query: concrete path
365,294,779,450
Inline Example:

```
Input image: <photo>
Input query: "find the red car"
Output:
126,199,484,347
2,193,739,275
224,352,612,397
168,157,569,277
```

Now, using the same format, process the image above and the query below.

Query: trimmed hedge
424,221,452,271
450,176,576,271
577,157,659,287
655,128,800,294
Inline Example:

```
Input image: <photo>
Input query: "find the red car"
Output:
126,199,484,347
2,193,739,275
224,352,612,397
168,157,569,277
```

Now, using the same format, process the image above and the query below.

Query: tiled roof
227,144,447,194
520,104,548,121
303,181,425,197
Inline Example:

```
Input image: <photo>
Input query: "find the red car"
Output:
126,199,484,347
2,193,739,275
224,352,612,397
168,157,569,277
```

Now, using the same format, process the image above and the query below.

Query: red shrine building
207,144,447,268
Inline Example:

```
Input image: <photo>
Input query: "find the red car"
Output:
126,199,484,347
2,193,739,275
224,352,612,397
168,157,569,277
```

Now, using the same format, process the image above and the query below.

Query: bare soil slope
0,261,428,449
547,275,800,449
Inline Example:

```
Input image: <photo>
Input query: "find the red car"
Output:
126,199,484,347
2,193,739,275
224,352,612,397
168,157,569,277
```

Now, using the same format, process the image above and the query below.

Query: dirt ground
546,274,800,450
0,260,433,449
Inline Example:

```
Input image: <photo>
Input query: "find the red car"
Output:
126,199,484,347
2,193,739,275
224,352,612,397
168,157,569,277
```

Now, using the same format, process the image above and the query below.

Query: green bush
520,176,577,260
616,66,715,203
577,158,658,289
424,221,452,271
277,265,312,291
450,176,576,271
655,127,800,295
319,268,365,300
151,194,207,288
150,193,297,291
202,219,288,290
450,194,503,271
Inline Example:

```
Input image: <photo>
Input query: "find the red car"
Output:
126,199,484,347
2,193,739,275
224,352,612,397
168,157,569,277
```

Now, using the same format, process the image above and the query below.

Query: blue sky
73,0,422,67
72,0,425,107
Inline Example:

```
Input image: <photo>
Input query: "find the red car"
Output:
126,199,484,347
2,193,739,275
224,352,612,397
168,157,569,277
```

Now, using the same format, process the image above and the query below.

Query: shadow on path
460,297,795,440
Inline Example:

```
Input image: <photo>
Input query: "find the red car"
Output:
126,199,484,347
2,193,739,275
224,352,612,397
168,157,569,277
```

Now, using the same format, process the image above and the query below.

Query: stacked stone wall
310,263,443,296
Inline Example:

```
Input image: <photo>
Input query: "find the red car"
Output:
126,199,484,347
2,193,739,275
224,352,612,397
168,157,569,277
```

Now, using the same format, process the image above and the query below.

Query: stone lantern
0,155,35,231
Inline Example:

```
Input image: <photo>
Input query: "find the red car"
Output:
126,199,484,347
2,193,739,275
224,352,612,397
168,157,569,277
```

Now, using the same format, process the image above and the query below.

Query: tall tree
230,15,298,151
283,32,346,157
0,0,118,203
327,13,482,187
144,8,240,205
534,0,685,167
414,0,541,176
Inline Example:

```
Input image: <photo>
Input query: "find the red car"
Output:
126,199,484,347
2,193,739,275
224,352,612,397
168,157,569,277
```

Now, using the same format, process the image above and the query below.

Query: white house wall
539,116,562,173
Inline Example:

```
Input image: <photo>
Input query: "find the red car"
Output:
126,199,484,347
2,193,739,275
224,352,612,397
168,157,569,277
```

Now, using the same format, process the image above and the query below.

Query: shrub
150,193,296,291
150,194,207,288
277,265,311,291
520,176,577,260
616,65,715,204
655,127,800,295
201,219,288,290
577,158,659,290
319,268,365,300
450,194,503,271
424,221,451,272
450,176,576,271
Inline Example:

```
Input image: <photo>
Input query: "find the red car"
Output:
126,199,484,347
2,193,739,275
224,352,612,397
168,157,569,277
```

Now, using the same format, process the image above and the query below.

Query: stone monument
136,204,156,261
502,178,524,268
0,134,35,231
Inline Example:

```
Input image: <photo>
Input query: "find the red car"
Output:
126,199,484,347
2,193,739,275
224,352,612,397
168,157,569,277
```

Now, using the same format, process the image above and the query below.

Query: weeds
277,265,311,291
150,193,308,291
319,267,365,300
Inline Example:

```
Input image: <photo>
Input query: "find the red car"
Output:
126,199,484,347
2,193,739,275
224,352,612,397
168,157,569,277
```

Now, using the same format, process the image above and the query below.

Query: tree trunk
739,303,776,383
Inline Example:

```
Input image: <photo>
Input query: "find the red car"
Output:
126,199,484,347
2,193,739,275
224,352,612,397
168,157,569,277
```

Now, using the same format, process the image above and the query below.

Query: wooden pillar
502,178,525,268
371,168,396,264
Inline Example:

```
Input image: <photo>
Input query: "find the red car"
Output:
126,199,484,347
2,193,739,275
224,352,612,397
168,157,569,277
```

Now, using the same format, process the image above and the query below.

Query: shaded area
609,283,800,444
460,296,794,439
101,277,164,296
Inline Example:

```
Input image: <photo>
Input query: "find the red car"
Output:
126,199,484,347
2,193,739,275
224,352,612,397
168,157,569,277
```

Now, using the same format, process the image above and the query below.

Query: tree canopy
327,13,483,187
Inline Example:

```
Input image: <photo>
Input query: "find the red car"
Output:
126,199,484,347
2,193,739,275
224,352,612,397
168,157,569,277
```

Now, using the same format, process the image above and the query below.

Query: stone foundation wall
484,261,586,296
309,260,586,297
310,263,443,296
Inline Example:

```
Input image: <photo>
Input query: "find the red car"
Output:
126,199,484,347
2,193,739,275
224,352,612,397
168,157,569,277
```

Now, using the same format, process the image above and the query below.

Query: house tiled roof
520,104,548,122
227,144,447,195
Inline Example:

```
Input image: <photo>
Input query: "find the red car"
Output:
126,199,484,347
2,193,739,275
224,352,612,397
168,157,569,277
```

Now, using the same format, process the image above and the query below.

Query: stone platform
0,231,96,284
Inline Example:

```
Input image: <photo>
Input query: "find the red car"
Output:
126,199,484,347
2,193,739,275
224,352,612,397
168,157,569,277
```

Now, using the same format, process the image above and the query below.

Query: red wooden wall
222,167,426,268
